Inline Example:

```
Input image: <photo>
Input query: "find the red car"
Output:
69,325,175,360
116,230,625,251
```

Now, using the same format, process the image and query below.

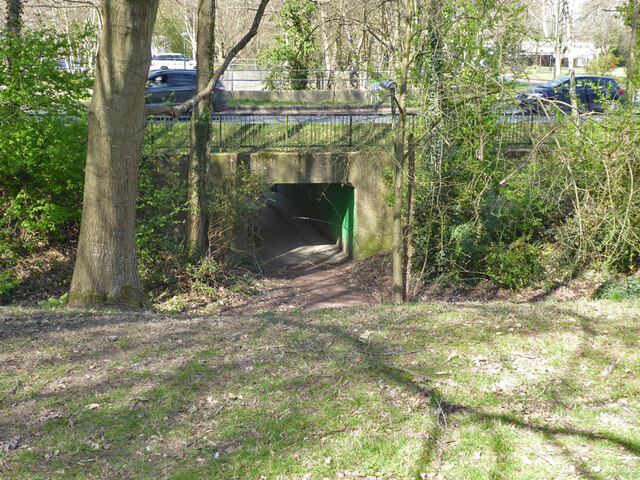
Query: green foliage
485,238,544,290
406,2,566,289
593,276,640,301
585,52,622,75
0,28,91,271
136,152,187,291
135,137,269,301
259,0,320,90
0,269,22,304
552,115,640,273
208,167,270,262
412,93,640,289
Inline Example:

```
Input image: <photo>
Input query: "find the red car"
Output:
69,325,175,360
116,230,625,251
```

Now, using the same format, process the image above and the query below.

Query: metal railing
145,111,562,152
146,112,403,151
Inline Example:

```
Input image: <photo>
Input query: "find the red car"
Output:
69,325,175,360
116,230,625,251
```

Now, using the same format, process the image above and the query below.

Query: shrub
411,103,640,290
593,276,640,301
585,52,622,75
0,28,92,295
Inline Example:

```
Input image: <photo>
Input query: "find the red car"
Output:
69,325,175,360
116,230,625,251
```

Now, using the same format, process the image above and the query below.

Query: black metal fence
495,112,559,149
146,113,403,151
145,112,559,152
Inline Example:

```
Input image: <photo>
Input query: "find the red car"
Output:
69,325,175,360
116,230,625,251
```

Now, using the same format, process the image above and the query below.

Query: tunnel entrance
255,183,355,266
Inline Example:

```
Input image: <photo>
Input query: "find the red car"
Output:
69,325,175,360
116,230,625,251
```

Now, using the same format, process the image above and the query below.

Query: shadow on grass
0,302,638,479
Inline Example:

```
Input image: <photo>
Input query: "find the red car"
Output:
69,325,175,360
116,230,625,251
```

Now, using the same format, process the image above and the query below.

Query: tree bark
391,4,412,304
185,0,215,258
67,0,159,307
553,0,562,78
403,133,416,301
391,96,405,303
6,0,23,36
629,0,639,93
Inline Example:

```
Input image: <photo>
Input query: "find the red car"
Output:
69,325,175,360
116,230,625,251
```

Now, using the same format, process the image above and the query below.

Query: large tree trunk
185,0,215,258
67,0,159,307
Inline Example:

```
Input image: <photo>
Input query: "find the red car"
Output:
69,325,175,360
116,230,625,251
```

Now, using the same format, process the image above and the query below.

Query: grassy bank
1,301,639,479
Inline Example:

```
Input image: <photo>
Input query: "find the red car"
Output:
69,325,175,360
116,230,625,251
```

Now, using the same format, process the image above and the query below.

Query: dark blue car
518,75,625,114
145,69,226,112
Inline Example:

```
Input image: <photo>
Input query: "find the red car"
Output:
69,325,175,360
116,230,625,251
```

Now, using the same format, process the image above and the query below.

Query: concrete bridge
210,151,393,259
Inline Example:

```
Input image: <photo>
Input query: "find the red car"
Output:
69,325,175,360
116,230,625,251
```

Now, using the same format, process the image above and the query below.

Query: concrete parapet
227,90,371,103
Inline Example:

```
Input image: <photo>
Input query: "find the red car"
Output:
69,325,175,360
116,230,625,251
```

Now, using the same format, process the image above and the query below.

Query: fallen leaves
0,437,19,452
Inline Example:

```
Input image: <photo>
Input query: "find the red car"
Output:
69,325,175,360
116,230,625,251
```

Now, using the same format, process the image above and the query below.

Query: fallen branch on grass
0,379,21,404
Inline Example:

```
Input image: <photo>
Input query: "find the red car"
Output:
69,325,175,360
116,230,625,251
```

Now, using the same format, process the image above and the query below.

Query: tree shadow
1,302,638,478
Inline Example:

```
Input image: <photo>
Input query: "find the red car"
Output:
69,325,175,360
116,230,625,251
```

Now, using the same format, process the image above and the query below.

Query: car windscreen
545,78,567,88
156,55,184,60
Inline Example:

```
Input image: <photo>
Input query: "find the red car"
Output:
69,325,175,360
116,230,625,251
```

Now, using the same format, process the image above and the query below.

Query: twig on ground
533,451,556,466
0,379,21,404
314,426,359,437
387,364,440,384
363,349,421,357
598,356,623,382
511,352,538,359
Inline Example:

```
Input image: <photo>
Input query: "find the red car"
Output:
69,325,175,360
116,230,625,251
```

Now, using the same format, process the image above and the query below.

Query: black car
518,75,625,114
145,70,226,112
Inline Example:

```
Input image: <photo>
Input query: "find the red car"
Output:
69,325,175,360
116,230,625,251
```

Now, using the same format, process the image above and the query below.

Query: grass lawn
1,301,639,479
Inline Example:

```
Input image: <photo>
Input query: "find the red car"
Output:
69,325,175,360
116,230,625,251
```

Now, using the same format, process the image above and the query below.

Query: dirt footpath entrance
223,193,386,313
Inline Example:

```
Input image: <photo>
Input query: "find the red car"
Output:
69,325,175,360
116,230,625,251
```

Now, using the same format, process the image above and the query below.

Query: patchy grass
1,301,639,479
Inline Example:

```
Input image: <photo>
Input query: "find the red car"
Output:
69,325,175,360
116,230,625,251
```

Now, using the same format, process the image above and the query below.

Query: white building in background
520,41,599,68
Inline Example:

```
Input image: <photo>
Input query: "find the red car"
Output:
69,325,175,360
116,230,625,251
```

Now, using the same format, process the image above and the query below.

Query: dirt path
222,193,379,313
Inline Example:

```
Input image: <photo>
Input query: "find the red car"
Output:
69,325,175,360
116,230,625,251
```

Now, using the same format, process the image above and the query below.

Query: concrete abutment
209,151,393,259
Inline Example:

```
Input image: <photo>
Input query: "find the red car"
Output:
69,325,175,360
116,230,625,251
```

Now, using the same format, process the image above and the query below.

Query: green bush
593,276,640,301
0,28,92,293
585,52,622,75
135,139,269,299
411,105,640,290
135,152,187,292
0,30,91,246
208,167,270,262
485,238,544,290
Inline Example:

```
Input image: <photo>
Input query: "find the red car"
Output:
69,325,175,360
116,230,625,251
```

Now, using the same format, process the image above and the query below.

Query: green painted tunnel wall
277,184,355,257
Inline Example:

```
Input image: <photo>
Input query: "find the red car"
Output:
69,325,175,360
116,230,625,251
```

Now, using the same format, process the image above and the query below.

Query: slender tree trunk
185,0,215,258
67,0,159,307
628,0,639,94
6,0,23,36
391,5,412,304
553,0,562,78
391,103,405,303
403,133,416,301
565,0,577,116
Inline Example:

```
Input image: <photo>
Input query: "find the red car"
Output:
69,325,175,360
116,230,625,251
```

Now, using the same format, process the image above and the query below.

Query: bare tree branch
146,0,271,118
